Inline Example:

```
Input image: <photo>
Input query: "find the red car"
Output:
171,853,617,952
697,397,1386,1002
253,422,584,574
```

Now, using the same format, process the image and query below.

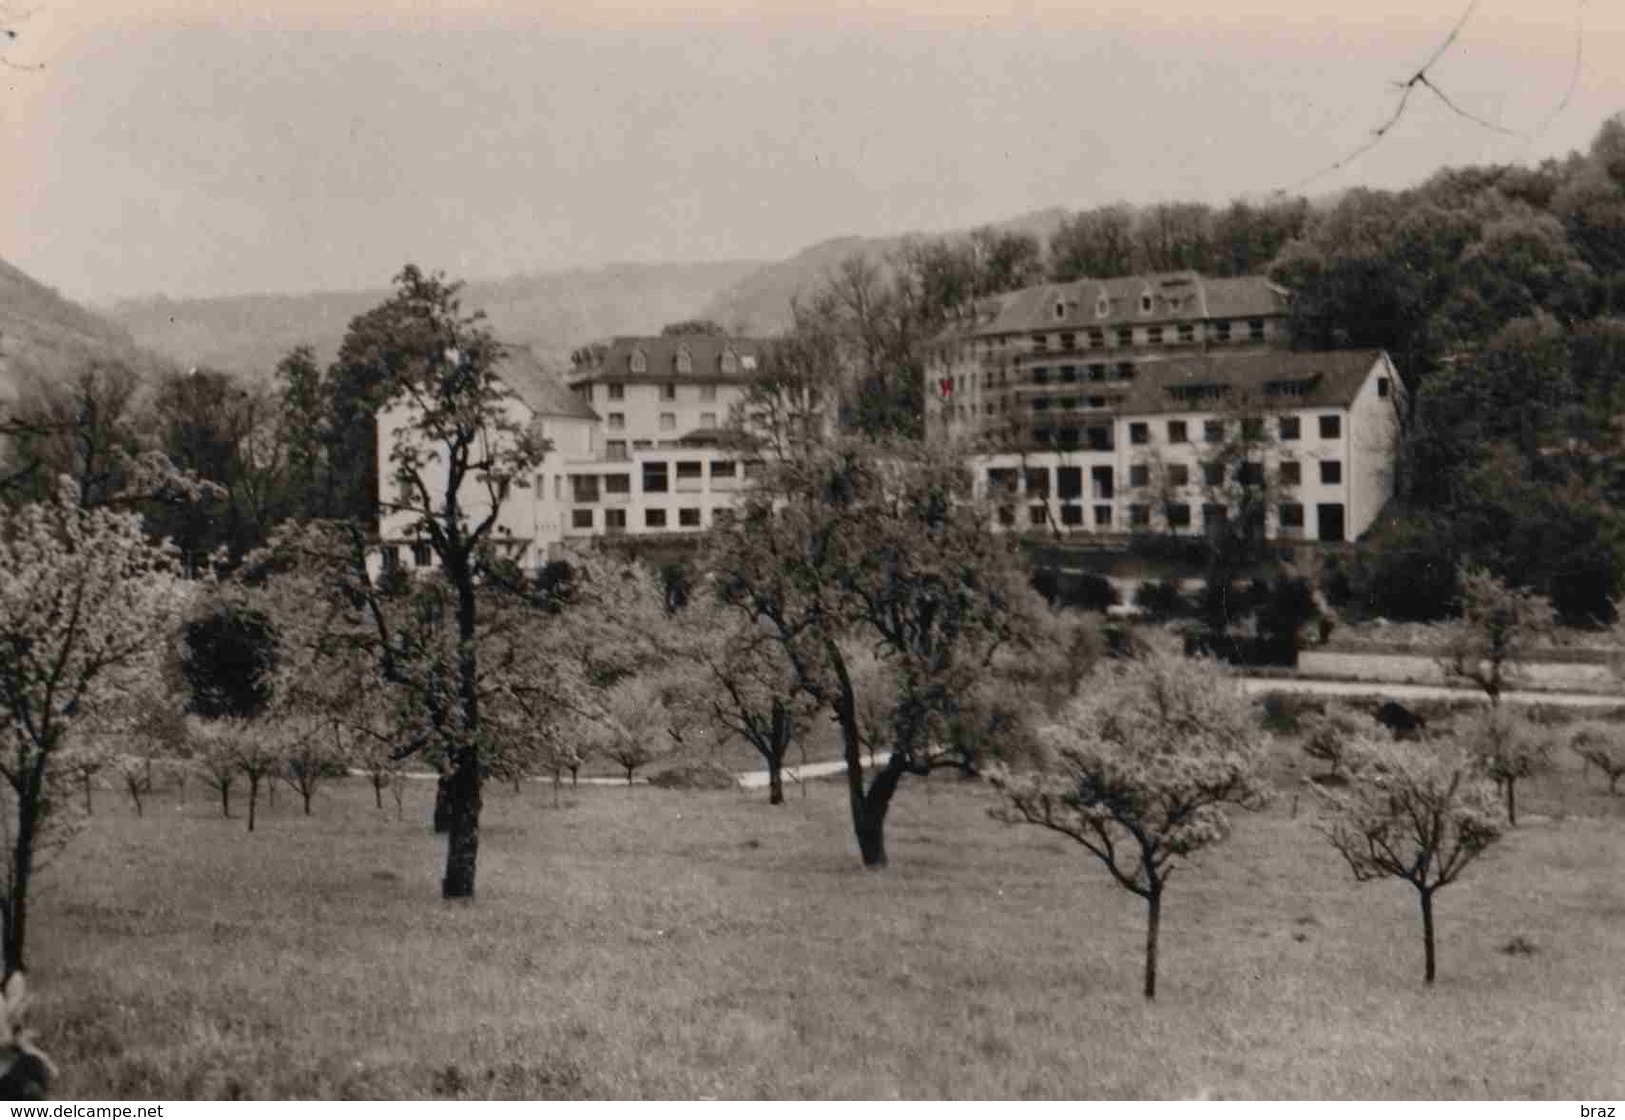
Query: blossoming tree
0,488,183,975
991,651,1270,999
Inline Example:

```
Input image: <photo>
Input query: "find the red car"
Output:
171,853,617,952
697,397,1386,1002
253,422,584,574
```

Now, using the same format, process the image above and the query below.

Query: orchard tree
1463,707,1551,826
1568,722,1625,794
253,265,546,899
194,720,238,818
1300,706,1367,780
0,488,183,976
1439,568,1554,706
1314,735,1505,985
581,677,675,786
710,439,1038,867
679,598,816,805
366,266,543,895
990,652,1270,999
58,738,109,817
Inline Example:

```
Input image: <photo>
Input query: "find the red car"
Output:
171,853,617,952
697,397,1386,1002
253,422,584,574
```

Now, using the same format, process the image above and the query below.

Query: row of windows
625,350,755,376
606,411,719,432
991,501,1345,540
1128,414,1342,445
1031,396,1111,413
991,460,1342,497
1026,320,1267,352
572,507,711,530
1122,460,1341,487
566,459,757,499
1028,363,1138,385
582,382,723,403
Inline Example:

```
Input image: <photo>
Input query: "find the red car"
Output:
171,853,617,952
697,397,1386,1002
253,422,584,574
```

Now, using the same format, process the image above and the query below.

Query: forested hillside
0,258,169,398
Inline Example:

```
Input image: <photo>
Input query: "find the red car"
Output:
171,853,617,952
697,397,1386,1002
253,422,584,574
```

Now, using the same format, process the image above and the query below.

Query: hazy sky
2,0,1621,305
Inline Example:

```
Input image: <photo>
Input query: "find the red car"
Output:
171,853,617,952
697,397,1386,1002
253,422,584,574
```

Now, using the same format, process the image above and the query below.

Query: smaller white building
969,349,1404,544
376,336,772,575
374,344,601,577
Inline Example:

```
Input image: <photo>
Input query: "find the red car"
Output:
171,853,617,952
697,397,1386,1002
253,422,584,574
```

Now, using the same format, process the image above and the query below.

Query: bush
1034,568,1118,611
1345,515,1461,621
1135,579,1184,617
1258,690,1325,733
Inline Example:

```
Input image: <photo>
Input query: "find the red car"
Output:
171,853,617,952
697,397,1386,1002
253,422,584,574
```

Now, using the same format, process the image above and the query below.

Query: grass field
32,728,1625,1100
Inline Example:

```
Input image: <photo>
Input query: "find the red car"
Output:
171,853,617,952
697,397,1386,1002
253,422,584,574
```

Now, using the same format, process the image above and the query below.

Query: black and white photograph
1,0,1624,1103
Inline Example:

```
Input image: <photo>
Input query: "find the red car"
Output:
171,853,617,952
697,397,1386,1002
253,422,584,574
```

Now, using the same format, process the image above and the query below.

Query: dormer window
720,350,739,374
1139,290,1153,314
1095,296,1110,318
1054,300,1067,321
675,348,693,375
629,348,648,374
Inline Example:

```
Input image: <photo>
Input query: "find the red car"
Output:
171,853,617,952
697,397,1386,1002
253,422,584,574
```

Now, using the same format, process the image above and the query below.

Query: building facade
926,272,1293,449
375,289,1404,573
375,336,770,575
969,349,1404,544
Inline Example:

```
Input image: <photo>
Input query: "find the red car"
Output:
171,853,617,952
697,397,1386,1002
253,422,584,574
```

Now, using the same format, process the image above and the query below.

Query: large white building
375,293,1405,575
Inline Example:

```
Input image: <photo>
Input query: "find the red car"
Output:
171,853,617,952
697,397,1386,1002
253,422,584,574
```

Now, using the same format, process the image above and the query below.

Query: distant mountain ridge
106,261,768,380
700,208,1073,335
104,210,1078,377
0,258,170,399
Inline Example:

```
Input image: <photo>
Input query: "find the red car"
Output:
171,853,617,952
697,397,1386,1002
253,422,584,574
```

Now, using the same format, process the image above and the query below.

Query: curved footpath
370,680,1624,792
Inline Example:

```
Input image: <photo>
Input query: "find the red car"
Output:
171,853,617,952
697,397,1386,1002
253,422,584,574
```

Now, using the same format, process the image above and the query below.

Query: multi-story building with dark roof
927,272,1292,449
568,335,766,459
925,273,1404,543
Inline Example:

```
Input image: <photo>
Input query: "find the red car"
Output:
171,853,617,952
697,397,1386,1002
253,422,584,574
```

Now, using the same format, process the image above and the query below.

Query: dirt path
1238,676,1625,709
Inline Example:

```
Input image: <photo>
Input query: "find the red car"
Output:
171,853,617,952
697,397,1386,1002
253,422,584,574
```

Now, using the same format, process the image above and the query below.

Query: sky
1,0,1621,305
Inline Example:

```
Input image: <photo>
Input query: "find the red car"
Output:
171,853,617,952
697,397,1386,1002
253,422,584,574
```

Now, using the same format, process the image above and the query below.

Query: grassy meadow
33,721,1625,1100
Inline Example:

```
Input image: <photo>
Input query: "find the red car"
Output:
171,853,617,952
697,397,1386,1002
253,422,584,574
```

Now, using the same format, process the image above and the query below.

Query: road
1238,676,1625,709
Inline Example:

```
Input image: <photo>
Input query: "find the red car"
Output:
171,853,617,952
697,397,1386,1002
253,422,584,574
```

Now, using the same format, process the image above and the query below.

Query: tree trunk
1420,887,1437,985
433,772,452,833
551,771,561,809
569,764,578,788
267,778,276,809
441,554,484,901
441,749,481,899
1505,777,1517,826
82,772,93,815
302,786,313,815
247,775,259,832
830,643,889,868
1144,887,1163,1000
5,769,44,978
220,783,231,818
373,774,385,810
624,764,635,786
768,759,784,805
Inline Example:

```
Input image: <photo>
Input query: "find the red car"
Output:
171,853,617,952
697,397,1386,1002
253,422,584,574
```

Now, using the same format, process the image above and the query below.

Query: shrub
1135,579,1184,617
1569,723,1625,794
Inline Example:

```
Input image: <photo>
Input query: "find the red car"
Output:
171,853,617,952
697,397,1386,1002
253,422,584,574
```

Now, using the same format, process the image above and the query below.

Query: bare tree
1314,734,1505,984
1439,567,1554,706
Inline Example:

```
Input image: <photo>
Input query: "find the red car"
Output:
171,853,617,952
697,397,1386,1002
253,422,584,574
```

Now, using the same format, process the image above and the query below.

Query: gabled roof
570,335,770,386
1119,349,1389,416
971,273,1290,338
497,344,599,421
